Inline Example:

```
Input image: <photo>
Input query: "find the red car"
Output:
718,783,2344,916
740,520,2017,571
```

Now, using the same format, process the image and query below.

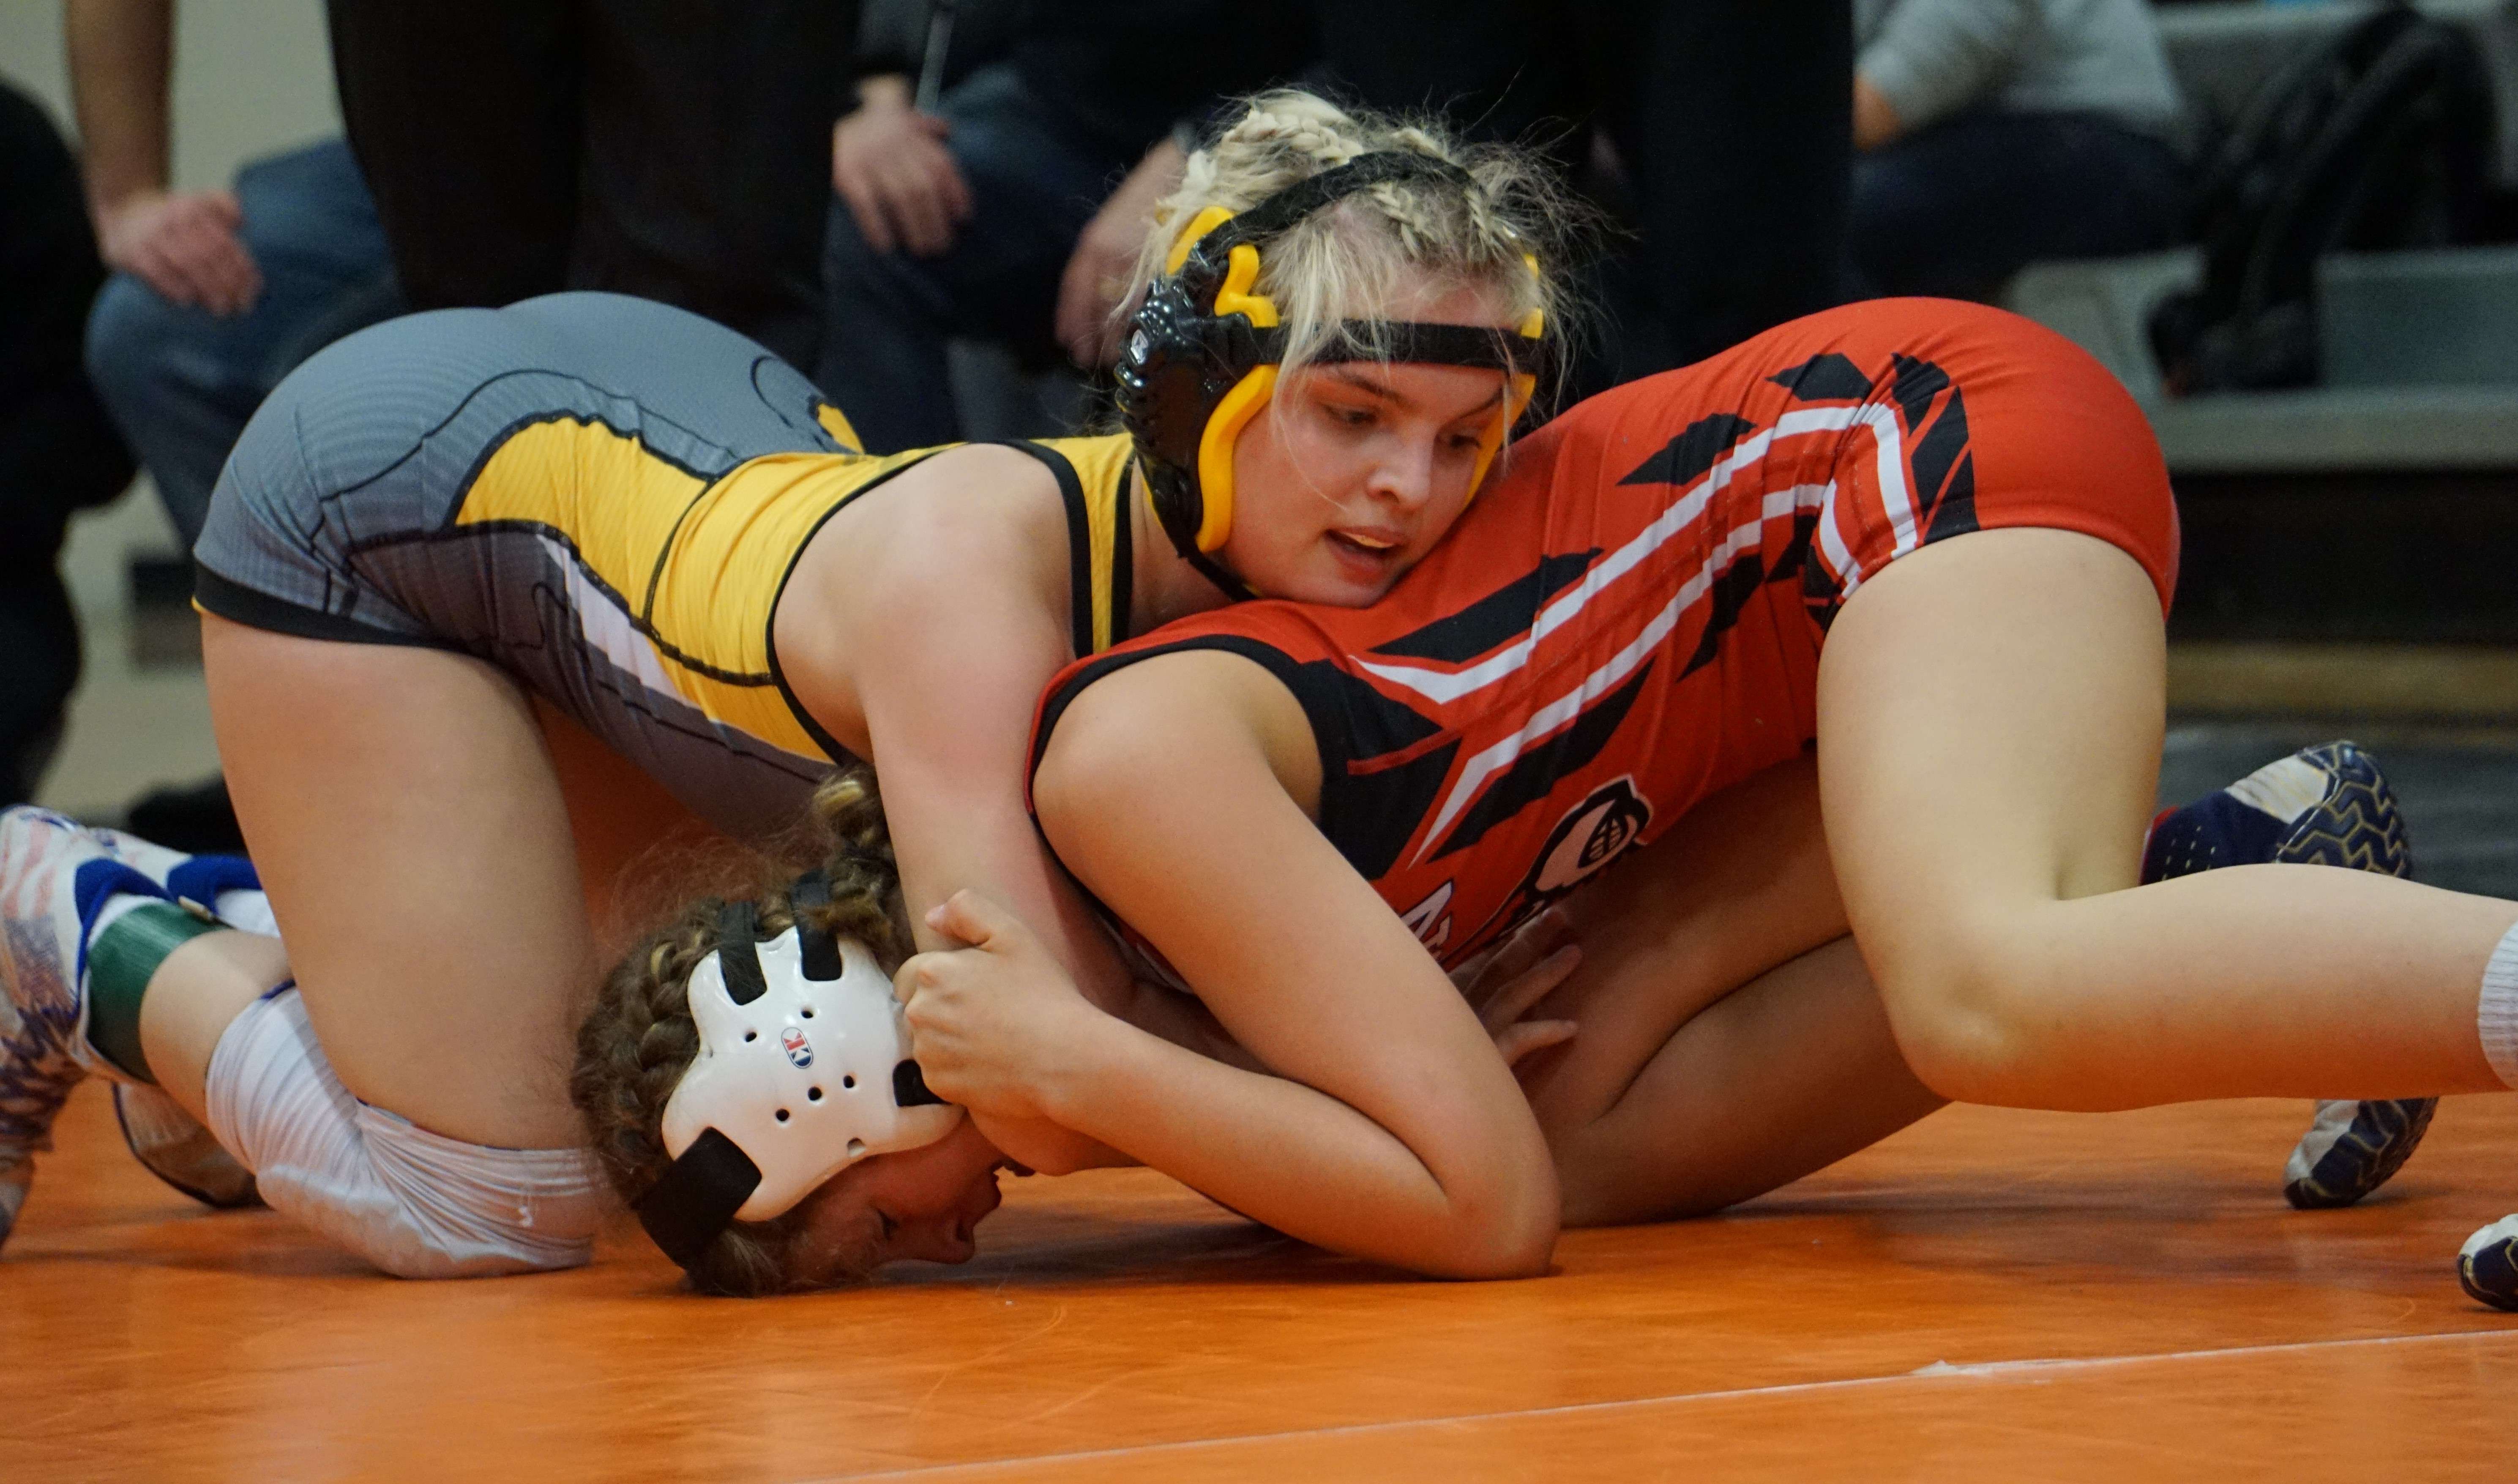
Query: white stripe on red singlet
1410,481,1832,861
1359,404,1870,708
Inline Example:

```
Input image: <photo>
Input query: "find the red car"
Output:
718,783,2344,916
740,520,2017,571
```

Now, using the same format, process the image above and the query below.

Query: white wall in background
0,0,340,189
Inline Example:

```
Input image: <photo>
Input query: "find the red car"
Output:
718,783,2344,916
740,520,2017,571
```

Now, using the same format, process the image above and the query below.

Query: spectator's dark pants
0,85,136,806
325,0,849,371
1322,0,1854,381
817,63,1139,453
1848,110,2188,302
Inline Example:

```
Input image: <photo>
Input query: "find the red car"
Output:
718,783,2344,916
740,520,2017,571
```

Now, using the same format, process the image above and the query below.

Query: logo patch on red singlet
1526,777,1652,899
781,1027,813,1068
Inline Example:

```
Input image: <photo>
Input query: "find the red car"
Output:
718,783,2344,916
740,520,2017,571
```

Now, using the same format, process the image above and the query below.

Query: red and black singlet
1032,300,2178,976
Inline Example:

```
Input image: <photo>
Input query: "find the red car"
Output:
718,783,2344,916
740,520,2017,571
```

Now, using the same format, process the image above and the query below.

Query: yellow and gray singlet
193,292,1135,839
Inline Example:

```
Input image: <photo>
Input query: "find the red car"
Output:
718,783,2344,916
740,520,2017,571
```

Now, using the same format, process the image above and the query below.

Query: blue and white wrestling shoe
84,829,263,1212
2459,1214,2518,1310
0,807,262,1245
2142,741,2433,1211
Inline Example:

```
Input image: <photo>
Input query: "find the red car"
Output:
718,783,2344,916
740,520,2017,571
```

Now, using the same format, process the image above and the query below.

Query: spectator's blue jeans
817,63,1138,453
84,138,400,549
1848,110,2187,303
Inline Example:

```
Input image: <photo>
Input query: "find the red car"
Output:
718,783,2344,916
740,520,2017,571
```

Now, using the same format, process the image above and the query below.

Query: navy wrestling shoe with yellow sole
2142,741,2433,1210
2458,1214,2518,1310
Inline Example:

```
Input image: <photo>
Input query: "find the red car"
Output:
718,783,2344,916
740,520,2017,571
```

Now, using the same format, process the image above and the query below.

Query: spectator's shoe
2141,742,2431,1210
2458,1214,2518,1311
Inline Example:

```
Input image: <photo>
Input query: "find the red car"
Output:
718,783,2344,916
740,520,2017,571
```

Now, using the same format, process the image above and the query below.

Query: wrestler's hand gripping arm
907,649,1562,1279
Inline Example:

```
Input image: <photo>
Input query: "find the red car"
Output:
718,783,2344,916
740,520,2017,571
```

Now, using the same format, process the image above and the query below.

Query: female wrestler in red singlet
890,296,2518,1280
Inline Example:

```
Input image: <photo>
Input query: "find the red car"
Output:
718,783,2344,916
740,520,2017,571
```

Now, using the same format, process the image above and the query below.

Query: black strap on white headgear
632,899,780,1271
633,1127,762,1271
789,871,845,981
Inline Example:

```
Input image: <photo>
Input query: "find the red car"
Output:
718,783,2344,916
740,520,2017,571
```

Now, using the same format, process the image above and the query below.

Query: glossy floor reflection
8,1080,2515,1481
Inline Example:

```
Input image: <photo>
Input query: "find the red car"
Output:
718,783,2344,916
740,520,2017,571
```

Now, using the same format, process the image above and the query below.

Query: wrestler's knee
1862,906,2058,1105
206,988,605,1280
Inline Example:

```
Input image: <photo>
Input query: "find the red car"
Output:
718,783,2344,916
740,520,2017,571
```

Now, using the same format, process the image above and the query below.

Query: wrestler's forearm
1114,979,1266,1074
1035,1011,1550,1277
967,983,1256,1175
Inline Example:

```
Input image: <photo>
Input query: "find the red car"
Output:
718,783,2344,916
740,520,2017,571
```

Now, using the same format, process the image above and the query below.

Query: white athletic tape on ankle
2479,920,2518,1090
213,889,278,939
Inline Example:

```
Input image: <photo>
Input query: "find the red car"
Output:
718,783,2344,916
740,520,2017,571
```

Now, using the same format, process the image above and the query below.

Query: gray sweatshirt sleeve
1857,0,2038,132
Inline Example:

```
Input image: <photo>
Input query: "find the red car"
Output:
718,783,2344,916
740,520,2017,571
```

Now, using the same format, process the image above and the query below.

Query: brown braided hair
569,769,910,1296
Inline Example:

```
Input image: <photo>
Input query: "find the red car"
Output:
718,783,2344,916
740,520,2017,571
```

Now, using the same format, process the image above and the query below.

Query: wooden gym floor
8,1080,2515,1481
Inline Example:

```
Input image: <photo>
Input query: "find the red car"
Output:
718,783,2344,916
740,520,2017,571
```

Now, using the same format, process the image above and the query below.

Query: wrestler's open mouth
1328,529,1403,559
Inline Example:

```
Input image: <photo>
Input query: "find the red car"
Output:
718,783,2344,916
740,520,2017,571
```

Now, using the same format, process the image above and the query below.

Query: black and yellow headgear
1115,151,1548,597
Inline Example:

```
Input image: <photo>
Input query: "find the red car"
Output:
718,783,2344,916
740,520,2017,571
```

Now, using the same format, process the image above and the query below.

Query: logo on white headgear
780,1027,813,1068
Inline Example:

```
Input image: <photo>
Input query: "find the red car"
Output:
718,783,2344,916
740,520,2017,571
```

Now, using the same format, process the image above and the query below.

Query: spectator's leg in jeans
1849,112,2188,302
817,63,1134,452
0,85,135,807
83,140,400,550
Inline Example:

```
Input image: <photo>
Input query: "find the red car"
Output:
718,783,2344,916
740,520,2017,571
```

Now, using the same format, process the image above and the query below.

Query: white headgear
633,887,961,1271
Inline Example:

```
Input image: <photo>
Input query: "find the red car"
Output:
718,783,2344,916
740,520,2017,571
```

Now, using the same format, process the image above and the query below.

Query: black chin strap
1184,546,1258,603
1132,459,1260,602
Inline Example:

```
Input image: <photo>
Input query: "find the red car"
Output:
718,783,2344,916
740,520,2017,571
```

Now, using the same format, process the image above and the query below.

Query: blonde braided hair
569,769,910,1296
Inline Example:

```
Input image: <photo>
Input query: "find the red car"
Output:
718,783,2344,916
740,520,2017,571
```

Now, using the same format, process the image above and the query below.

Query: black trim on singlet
193,561,470,655
1428,659,1655,860
1109,462,1136,646
997,440,1099,660
1770,352,1874,404
763,438,1128,764
1030,635,1336,810
762,448,953,765
1029,631,1456,884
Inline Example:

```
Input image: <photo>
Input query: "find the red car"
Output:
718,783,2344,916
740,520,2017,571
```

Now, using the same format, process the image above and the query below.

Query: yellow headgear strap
1165,213,1545,554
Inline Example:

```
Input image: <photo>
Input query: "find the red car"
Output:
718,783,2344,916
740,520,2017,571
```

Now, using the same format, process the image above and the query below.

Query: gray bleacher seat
2001,2,2518,477
2160,0,2518,187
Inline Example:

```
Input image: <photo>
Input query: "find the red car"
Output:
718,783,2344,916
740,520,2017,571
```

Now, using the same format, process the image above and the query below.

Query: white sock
2480,919,2518,1090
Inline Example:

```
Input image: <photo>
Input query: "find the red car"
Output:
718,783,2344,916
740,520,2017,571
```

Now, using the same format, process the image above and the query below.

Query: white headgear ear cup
660,928,962,1222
